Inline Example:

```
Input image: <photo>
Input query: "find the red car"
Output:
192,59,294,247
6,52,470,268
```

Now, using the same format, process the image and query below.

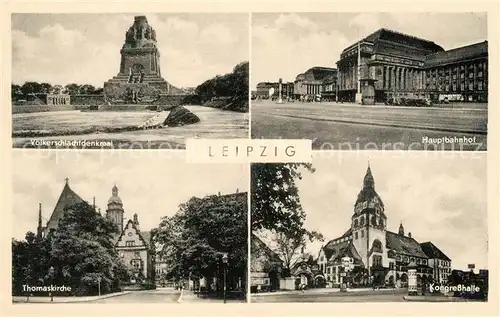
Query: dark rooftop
420,241,451,261
424,41,487,67
386,231,428,258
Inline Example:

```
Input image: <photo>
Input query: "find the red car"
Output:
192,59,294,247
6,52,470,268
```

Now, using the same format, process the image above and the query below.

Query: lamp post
222,253,228,304
48,266,55,302
97,276,101,297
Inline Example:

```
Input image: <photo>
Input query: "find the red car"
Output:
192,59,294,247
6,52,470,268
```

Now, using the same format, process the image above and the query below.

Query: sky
12,13,249,88
12,150,248,240
251,12,487,88
294,152,488,271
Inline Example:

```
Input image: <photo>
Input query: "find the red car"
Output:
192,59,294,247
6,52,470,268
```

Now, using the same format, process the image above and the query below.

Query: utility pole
355,41,363,104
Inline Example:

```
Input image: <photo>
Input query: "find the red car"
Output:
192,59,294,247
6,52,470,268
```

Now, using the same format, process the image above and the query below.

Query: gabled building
250,234,283,292
420,241,452,284
115,215,154,283
317,165,450,288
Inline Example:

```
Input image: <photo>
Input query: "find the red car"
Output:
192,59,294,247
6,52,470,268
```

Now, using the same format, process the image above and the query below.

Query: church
36,179,155,285
314,165,452,288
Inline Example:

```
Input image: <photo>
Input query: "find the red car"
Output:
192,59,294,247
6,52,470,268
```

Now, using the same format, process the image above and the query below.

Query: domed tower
106,184,124,232
351,165,388,273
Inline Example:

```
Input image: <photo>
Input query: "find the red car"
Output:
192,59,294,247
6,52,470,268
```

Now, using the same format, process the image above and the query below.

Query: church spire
363,164,375,189
37,203,43,239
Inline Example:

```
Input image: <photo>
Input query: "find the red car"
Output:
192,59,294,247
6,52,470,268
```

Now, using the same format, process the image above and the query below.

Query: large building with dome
312,165,452,288
36,179,155,284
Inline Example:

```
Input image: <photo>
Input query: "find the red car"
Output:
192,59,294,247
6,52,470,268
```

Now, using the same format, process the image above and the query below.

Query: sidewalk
12,291,131,303
403,295,476,302
252,287,399,297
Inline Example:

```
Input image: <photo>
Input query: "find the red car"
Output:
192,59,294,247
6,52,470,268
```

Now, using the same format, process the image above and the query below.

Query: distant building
294,67,338,99
336,28,488,103
255,81,294,99
46,93,71,105
316,165,451,288
13,93,71,106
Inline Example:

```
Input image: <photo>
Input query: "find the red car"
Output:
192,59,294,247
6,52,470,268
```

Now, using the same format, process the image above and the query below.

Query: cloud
251,12,486,88
252,13,349,87
297,154,487,271
12,14,248,88
200,23,238,44
12,151,248,241
348,13,384,37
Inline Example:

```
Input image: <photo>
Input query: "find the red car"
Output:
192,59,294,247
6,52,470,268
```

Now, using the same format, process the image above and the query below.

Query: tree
194,61,249,112
50,202,128,296
11,232,52,295
50,85,65,94
251,163,315,236
80,84,96,95
154,193,247,292
11,84,22,99
64,83,80,95
40,83,52,94
268,230,324,277
21,82,43,95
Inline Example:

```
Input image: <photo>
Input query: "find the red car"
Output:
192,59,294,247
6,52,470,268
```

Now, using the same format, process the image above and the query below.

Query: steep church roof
420,241,451,261
386,231,428,258
45,180,85,231
354,165,384,208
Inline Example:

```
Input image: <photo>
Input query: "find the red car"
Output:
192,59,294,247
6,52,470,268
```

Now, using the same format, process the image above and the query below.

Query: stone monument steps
137,111,169,129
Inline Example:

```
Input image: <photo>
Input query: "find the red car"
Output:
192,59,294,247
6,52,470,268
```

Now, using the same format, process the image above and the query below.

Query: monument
104,16,175,103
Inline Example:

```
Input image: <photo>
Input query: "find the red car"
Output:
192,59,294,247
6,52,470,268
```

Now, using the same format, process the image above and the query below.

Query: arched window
371,215,378,226
360,216,365,226
354,219,359,227
372,240,382,253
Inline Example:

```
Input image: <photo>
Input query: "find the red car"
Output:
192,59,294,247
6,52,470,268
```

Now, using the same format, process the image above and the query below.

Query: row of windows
426,82,484,91
353,215,385,228
428,62,486,75
119,251,141,258
396,255,428,265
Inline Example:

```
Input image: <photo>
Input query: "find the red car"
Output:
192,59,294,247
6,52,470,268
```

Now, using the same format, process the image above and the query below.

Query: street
251,288,408,303
251,101,488,150
93,288,246,303
93,288,181,303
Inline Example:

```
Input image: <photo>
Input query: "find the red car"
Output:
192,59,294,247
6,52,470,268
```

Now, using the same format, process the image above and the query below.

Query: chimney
408,232,412,239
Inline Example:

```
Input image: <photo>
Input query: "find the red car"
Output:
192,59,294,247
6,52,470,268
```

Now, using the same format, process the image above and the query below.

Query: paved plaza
251,101,488,150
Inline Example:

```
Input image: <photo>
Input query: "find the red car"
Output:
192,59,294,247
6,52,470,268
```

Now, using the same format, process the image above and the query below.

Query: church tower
106,184,124,232
351,165,388,274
